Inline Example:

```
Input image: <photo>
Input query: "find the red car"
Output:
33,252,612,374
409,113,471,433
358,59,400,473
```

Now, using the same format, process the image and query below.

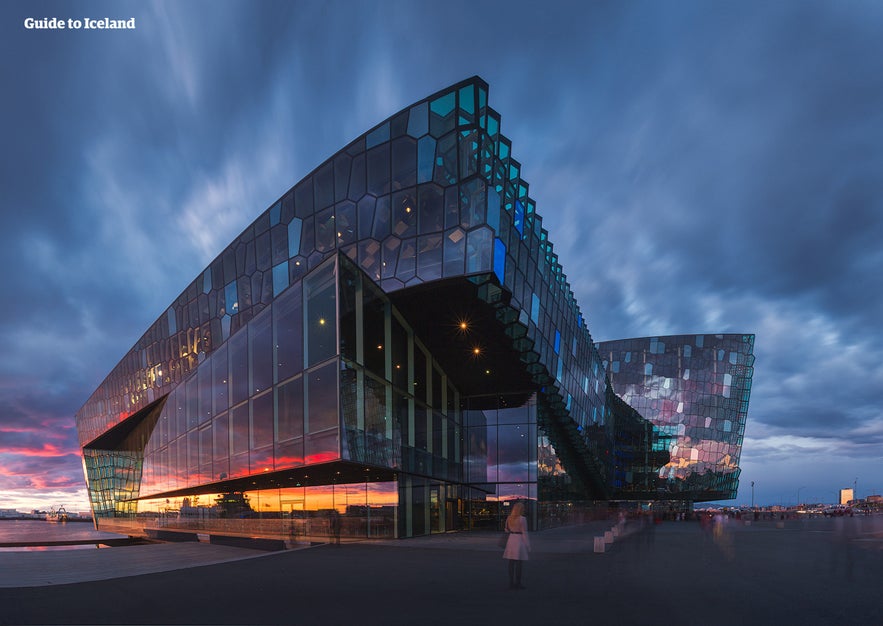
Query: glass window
363,282,387,379
391,136,417,190
277,376,304,441
186,376,198,431
275,280,303,382
307,361,339,433
251,391,274,451
229,330,249,406
212,344,228,414
213,412,229,462
231,403,249,456
199,426,212,469
366,144,390,197
414,345,428,404
339,257,359,363
198,361,212,425
407,102,428,138
250,308,273,395
391,315,408,391
305,260,337,367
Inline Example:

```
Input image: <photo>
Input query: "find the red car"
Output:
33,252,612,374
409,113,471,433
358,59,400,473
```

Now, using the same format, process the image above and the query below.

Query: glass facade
597,334,756,501
75,78,754,543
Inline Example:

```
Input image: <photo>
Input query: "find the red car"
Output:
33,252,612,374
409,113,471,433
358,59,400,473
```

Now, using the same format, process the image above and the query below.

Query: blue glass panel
530,293,540,325
366,122,390,149
514,200,524,236
272,261,289,297
556,358,563,382
417,136,435,183
487,188,500,232
270,201,281,226
288,217,302,257
407,102,429,138
225,281,239,315
554,330,561,354
493,238,506,285
202,268,212,294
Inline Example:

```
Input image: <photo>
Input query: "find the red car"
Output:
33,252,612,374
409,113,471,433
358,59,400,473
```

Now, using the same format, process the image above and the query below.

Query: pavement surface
0,516,881,625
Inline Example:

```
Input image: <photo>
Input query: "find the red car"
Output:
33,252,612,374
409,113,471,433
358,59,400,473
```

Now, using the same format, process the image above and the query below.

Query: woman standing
502,501,530,589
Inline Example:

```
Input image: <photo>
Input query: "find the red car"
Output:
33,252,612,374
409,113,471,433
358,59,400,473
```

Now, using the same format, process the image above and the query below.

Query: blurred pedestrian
502,501,531,589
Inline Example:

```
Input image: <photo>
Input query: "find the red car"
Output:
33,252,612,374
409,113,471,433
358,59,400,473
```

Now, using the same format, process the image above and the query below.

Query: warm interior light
319,318,326,325
459,321,468,330
473,347,481,355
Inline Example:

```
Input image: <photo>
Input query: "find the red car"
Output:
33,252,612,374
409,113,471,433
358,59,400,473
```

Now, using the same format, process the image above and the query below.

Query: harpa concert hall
75,77,755,543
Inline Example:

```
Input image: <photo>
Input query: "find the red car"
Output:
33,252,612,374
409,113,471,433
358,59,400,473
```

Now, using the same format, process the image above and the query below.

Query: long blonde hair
507,501,525,527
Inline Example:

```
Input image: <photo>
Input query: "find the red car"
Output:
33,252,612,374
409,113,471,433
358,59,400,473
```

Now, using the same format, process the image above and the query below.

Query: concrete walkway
0,517,880,625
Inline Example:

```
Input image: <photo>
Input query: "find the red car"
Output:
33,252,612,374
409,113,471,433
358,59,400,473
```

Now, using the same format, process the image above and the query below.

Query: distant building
74,77,755,542
839,488,854,505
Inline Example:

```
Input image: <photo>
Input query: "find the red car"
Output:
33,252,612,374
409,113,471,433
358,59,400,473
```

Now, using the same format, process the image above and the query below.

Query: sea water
0,519,125,551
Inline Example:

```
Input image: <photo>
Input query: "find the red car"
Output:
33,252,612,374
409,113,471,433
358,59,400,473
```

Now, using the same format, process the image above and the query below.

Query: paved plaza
0,516,880,625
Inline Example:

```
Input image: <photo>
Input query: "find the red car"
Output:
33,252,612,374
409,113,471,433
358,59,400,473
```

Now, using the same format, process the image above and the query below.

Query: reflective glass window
229,330,248,406
274,281,303,382
250,308,273,395
231,403,249,456
277,376,304,441
198,361,212,424
305,260,337,367
306,361,339,433
251,391,274,450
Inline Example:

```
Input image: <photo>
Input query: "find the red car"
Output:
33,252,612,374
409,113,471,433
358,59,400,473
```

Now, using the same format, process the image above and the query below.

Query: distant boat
46,505,69,523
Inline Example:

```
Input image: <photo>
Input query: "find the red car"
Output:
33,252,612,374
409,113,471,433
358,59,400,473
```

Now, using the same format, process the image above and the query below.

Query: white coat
502,515,530,560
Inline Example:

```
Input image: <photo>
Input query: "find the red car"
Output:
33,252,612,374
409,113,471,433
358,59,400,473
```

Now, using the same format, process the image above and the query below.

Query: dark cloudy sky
1,0,881,511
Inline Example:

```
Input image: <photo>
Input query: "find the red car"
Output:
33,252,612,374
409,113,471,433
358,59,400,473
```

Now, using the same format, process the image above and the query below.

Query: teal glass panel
417,136,435,183
366,122,390,149
493,238,506,285
272,261,288,297
478,85,487,110
459,84,475,114
430,92,456,137
288,217,302,257
531,293,540,325
407,102,429,138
